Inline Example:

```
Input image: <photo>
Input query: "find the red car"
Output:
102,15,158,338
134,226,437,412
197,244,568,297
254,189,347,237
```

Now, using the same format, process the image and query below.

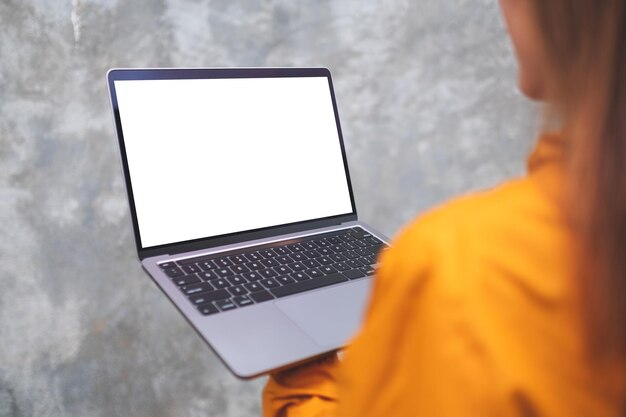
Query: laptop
107,67,390,378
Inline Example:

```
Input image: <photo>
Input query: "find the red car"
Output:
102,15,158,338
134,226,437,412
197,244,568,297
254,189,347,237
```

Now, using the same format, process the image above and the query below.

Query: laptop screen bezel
107,67,358,260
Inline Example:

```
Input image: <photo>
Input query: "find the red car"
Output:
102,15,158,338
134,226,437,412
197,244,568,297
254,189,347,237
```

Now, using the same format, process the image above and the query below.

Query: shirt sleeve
262,353,340,417
335,215,498,417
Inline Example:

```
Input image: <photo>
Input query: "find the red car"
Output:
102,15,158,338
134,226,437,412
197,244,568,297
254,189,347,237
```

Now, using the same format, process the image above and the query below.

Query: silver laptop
107,67,390,378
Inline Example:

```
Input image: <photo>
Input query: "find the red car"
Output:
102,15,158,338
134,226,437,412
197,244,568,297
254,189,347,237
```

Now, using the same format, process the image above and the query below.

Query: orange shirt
262,133,625,417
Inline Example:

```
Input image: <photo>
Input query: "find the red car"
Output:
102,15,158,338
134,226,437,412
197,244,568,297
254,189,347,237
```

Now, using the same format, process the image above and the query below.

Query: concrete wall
0,1,538,416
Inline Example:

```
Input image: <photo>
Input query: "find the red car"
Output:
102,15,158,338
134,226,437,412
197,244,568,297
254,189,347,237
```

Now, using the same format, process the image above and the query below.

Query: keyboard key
315,239,331,247
242,271,262,281
272,247,291,256
215,299,237,311
318,247,332,256
291,253,307,262
290,272,309,282
259,249,276,258
351,227,371,238
173,274,201,286
261,258,280,268
260,278,280,289
244,282,264,292
320,265,337,275
300,241,318,250
182,264,201,274
198,303,219,316
210,278,231,289
302,259,320,268
270,273,348,298
164,267,184,278
274,265,292,275
306,268,323,279
215,268,234,278
304,250,321,259
333,262,350,272
290,262,306,271
189,289,230,305
286,243,304,252
159,262,176,269
366,245,383,256
247,261,264,270
260,269,277,278
227,275,247,286
233,295,254,307
341,241,357,250
276,275,295,285
330,253,346,262
318,257,333,265
346,259,364,268
197,260,217,271
249,290,274,303
231,264,251,274
214,257,233,267
364,255,378,265
340,232,356,242
229,255,248,264
182,282,213,295
365,237,383,245
327,236,342,245
228,285,248,296
354,240,368,248
330,245,345,253
359,266,376,276
343,269,366,280
198,270,218,281
276,255,293,265
245,252,262,261
343,250,360,260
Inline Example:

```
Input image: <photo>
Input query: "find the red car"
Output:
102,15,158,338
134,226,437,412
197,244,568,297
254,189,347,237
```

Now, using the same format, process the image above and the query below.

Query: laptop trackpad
275,279,372,348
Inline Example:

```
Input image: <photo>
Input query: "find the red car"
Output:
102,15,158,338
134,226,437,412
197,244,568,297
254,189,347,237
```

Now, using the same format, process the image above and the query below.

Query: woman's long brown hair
530,1,626,359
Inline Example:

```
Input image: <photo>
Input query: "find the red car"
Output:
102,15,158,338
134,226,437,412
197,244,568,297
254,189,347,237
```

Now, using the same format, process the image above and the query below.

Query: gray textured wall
0,1,538,416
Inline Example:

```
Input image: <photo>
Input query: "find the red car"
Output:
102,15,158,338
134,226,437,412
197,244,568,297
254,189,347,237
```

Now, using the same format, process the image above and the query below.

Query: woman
263,1,626,416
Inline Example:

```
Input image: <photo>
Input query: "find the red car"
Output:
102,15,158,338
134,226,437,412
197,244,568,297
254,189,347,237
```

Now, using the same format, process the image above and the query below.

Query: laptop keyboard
158,227,389,316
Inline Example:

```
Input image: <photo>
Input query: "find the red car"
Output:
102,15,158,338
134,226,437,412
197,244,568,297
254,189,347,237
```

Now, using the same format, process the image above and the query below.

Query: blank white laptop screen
114,76,354,248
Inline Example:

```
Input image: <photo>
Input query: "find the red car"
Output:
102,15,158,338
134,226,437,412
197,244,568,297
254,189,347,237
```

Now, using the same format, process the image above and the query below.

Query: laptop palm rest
275,278,373,349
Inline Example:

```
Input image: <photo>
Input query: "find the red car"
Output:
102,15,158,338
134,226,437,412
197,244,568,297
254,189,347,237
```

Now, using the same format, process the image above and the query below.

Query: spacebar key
270,273,348,298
